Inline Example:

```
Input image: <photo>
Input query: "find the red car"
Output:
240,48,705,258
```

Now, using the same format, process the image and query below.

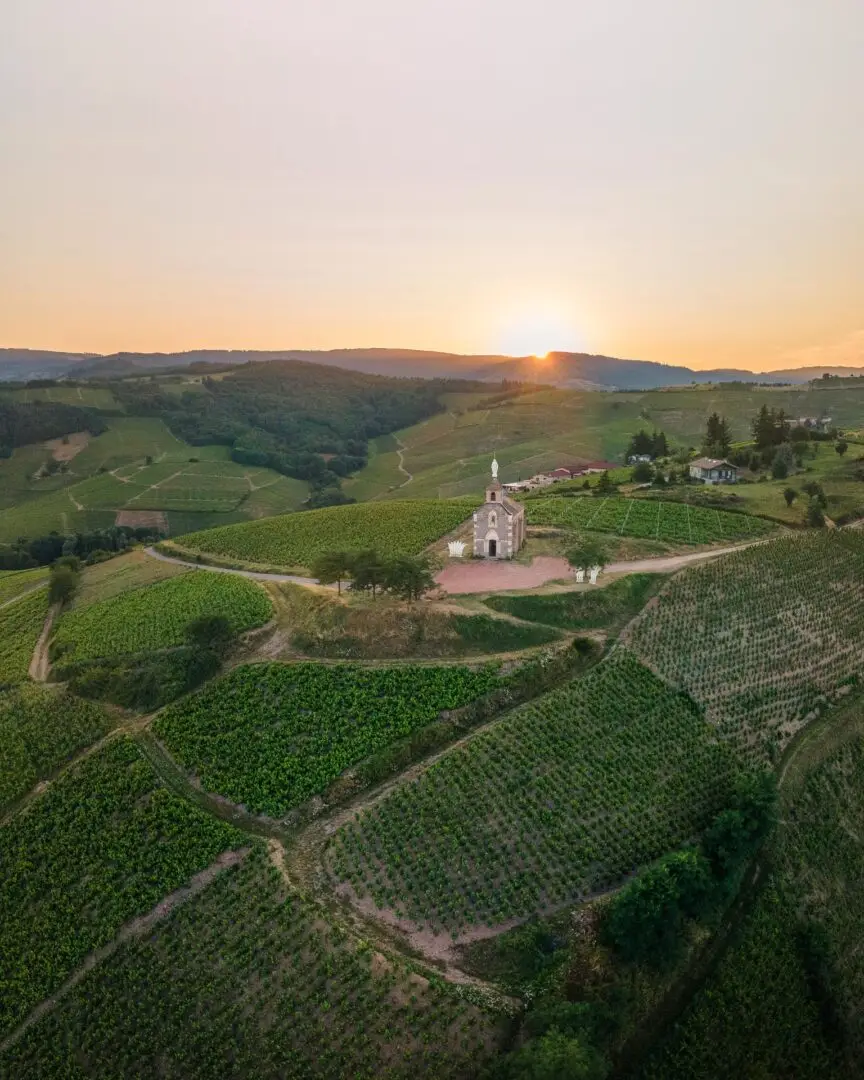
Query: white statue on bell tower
491,456,499,480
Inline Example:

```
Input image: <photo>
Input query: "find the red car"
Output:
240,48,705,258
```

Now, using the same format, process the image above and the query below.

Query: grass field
169,498,479,571
344,382,864,501
0,684,113,812
0,385,121,409
625,531,864,765
485,573,664,632
0,735,241,1039
0,845,500,1079
52,572,272,663
154,662,505,816
329,650,737,936
524,495,773,543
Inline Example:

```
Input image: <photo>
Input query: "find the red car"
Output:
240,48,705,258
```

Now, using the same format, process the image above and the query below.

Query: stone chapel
472,457,525,558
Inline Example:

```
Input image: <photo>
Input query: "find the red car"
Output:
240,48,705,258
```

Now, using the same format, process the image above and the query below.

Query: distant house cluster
796,416,833,432
502,461,616,495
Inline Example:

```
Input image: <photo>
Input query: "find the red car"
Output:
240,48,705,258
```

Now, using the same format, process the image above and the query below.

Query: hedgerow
170,498,478,569
329,650,737,936
51,572,272,664
0,846,499,1078
153,662,504,816
0,685,113,812
525,496,772,544
485,573,662,631
625,531,864,764
0,736,240,1037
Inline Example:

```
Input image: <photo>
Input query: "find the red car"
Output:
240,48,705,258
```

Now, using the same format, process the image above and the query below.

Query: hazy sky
3,1,863,369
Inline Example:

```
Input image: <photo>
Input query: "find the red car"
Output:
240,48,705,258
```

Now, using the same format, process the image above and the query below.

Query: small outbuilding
689,457,738,484
473,458,526,558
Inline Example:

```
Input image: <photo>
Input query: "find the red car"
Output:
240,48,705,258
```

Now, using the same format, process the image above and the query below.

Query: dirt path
28,602,59,682
144,546,329,588
67,489,85,512
394,435,412,488
0,848,249,1056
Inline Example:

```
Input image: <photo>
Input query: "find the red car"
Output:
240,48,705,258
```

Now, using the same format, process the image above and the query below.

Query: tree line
311,549,436,603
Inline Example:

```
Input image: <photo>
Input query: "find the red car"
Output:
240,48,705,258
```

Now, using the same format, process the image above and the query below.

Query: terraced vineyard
169,498,478,570
0,588,48,685
625,532,864,764
52,572,272,663
0,846,500,1079
525,495,773,543
0,685,113,812
0,736,240,1038
328,651,737,936
154,662,504,816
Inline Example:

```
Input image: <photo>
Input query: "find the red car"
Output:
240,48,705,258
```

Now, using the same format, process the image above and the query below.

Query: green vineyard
0,736,240,1038
52,572,272,663
170,498,478,570
154,662,504,817
329,651,737,935
525,495,773,543
625,532,864,764
0,685,113,812
0,846,499,1079
0,588,48,685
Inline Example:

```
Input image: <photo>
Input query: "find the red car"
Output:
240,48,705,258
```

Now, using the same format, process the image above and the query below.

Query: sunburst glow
496,311,586,358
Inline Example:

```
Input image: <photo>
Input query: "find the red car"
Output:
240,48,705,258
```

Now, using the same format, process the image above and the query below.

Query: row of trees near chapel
311,549,435,602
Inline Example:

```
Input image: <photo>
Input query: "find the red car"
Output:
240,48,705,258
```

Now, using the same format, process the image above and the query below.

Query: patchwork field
0,845,501,1079
52,572,272,663
0,417,308,542
154,662,505,816
169,498,479,571
625,531,864,764
328,651,737,937
0,736,241,1039
524,495,773,543
0,685,113,813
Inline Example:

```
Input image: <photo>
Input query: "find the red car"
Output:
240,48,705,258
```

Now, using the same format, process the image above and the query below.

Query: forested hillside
108,361,475,503
0,401,106,455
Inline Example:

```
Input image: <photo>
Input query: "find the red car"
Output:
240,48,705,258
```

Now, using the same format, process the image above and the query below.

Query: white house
689,457,738,484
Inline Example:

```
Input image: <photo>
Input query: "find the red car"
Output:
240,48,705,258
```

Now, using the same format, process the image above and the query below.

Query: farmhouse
689,457,738,484
473,458,525,558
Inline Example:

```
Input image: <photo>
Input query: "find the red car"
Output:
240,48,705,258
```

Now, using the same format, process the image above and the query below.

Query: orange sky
3,1,863,371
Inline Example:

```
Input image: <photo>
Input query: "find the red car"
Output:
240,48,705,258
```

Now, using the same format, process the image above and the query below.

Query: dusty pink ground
435,556,572,594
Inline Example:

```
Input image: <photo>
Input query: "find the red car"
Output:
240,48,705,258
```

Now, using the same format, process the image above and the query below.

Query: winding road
144,538,766,594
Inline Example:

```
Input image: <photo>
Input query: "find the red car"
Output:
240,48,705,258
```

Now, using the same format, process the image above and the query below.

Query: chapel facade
472,458,526,559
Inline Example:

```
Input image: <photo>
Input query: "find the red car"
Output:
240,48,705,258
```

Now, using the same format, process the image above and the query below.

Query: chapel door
488,538,497,557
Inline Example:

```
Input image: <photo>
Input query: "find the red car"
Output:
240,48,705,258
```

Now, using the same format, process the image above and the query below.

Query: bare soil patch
115,509,169,531
44,430,90,462
436,555,572,594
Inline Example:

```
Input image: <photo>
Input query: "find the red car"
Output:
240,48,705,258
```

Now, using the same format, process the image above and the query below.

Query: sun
495,311,585,358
